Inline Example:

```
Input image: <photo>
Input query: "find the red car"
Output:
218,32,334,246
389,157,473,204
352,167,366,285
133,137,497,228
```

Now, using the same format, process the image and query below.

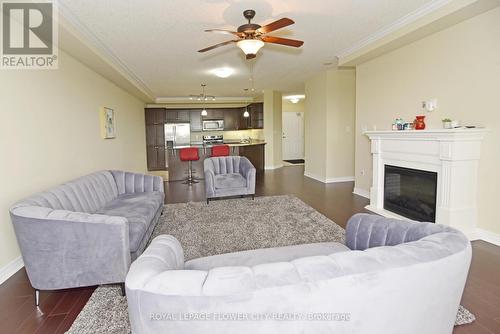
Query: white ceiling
60,0,436,99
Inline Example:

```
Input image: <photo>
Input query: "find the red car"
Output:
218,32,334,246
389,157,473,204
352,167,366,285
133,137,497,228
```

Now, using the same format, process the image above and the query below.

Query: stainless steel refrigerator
164,123,191,148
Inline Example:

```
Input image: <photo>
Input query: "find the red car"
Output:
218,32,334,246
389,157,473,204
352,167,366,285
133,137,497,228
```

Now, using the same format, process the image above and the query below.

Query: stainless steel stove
202,135,223,145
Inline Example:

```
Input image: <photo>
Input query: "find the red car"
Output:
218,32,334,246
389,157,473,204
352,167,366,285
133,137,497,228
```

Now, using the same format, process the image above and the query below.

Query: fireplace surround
364,129,487,237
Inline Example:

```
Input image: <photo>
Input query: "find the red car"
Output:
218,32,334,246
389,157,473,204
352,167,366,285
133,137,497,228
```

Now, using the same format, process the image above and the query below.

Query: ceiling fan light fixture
237,39,264,57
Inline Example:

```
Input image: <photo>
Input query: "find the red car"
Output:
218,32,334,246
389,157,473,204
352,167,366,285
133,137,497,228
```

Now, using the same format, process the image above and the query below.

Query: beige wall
326,69,356,180
0,50,147,269
355,6,500,234
305,72,328,178
282,100,305,113
305,68,356,181
263,90,283,168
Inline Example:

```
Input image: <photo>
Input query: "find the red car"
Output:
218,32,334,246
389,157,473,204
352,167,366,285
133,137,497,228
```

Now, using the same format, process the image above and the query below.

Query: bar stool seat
211,144,230,157
179,147,199,185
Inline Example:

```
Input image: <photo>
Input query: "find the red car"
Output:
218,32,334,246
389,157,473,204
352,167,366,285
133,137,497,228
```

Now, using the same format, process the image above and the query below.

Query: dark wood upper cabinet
238,107,249,130
223,108,241,131
203,109,224,120
249,103,264,129
145,108,165,125
190,110,202,132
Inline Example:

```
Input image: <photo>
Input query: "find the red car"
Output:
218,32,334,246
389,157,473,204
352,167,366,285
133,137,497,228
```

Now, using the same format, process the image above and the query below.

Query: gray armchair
204,156,256,203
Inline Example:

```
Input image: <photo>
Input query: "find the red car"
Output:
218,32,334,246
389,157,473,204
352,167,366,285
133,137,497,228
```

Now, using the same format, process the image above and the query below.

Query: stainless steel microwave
202,119,224,131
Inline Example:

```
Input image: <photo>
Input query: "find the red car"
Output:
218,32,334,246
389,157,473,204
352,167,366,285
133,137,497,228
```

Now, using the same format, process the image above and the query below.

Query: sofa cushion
185,242,350,271
214,173,247,189
97,192,164,253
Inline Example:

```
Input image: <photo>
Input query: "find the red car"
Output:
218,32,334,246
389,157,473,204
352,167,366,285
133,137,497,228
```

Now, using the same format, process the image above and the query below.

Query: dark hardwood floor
1,166,499,333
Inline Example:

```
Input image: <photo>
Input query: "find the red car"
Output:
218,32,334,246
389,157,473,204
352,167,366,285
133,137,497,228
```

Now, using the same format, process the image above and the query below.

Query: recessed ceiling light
212,67,234,78
284,94,305,103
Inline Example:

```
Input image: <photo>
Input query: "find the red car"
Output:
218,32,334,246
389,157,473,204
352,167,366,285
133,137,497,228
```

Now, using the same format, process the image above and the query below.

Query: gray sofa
126,214,471,334
204,156,256,203
10,170,164,303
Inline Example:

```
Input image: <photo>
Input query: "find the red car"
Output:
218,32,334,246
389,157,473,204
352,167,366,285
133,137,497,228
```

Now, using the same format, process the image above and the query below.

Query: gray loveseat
204,156,256,203
10,170,164,304
126,214,471,334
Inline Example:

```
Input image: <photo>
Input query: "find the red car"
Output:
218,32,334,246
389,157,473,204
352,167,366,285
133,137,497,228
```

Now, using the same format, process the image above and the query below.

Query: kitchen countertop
172,140,266,149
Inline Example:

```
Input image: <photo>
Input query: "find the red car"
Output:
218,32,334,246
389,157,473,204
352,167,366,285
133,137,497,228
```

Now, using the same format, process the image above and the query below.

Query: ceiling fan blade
198,40,238,53
205,29,244,37
257,18,294,34
261,36,303,47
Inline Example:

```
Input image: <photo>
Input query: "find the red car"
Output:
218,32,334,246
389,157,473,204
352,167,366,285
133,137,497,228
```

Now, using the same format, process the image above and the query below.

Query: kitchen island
167,140,266,182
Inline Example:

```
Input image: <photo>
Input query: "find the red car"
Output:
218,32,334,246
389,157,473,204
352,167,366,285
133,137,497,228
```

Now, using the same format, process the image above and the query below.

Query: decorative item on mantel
392,118,414,131
413,115,426,130
442,118,452,129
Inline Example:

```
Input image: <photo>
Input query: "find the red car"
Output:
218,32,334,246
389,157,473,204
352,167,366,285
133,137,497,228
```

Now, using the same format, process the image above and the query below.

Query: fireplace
384,165,437,222
364,129,487,237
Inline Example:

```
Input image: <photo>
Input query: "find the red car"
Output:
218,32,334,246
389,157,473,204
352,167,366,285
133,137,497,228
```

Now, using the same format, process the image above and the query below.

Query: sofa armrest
239,157,256,193
126,235,184,291
10,207,131,290
204,168,216,198
110,170,164,195
345,213,453,251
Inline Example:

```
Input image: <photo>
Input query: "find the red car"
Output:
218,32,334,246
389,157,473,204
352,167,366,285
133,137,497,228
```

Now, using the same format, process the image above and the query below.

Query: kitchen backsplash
191,129,264,142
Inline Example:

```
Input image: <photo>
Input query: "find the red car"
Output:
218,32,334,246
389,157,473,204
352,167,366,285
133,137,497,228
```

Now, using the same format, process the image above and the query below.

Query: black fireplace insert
383,165,437,222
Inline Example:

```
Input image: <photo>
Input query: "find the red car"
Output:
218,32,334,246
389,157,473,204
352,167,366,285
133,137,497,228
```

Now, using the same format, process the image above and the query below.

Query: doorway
282,112,304,163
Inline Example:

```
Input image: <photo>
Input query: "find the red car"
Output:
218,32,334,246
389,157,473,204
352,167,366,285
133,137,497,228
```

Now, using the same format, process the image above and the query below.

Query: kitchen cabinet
145,108,165,125
249,103,264,129
237,143,265,172
145,108,166,171
145,124,166,171
190,110,202,132
223,108,241,131
238,107,249,130
203,109,224,120
165,109,190,122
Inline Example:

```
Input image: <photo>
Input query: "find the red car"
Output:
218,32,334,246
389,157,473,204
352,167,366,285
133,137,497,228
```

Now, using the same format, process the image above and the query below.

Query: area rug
66,195,474,333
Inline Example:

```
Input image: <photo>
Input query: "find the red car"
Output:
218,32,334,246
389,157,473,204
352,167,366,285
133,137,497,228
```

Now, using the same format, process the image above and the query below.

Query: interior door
282,112,304,160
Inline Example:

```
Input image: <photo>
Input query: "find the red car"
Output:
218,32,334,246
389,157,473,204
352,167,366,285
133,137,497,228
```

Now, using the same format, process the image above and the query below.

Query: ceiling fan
198,9,304,59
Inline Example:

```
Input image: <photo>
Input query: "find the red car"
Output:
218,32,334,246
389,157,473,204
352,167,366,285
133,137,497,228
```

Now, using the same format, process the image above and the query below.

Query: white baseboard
265,164,283,170
0,256,24,285
353,187,370,199
304,171,354,184
326,176,355,183
473,228,500,246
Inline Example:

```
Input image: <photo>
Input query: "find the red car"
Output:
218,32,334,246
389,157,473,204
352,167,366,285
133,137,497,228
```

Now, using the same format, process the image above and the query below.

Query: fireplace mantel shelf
364,127,488,238
365,128,488,139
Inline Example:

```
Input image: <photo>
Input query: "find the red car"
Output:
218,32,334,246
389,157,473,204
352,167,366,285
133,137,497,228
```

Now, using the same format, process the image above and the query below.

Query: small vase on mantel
414,115,426,130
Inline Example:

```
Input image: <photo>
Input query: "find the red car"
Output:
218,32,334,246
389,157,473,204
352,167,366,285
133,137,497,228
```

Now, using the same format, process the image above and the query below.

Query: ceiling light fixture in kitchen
212,67,234,78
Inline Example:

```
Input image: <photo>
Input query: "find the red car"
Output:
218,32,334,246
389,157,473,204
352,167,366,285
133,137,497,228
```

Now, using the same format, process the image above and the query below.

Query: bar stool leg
183,160,198,185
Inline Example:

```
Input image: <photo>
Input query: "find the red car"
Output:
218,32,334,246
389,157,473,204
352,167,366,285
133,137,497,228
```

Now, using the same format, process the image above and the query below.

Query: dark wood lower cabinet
147,146,166,171
237,144,265,172
167,144,265,181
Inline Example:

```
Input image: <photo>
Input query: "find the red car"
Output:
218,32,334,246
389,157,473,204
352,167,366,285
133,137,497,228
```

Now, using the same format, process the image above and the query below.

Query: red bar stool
179,147,199,185
211,144,230,157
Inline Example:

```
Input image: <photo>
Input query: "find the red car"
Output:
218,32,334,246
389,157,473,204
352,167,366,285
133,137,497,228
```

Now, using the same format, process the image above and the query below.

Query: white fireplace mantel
364,128,488,238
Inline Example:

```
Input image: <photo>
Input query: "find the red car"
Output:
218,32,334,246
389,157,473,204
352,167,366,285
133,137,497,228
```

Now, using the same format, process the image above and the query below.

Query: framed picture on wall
100,107,116,139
